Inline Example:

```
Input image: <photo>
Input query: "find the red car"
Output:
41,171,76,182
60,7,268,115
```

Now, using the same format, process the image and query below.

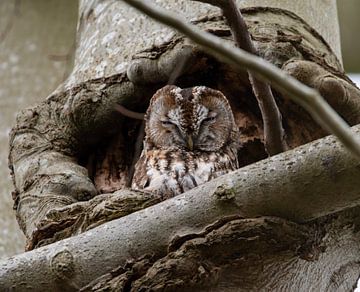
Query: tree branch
120,0,360,159
2,124,360,289
195,0,287,155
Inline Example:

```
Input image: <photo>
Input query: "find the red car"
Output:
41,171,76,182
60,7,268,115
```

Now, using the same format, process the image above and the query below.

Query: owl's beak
186,135,194,151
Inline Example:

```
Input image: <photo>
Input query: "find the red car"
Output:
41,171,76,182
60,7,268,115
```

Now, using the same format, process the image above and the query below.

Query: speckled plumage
132,85,240,198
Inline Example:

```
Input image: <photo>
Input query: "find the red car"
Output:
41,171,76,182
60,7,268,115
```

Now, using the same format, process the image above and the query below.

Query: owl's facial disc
164,104,219,151
160,113,195,150
145,85,236,152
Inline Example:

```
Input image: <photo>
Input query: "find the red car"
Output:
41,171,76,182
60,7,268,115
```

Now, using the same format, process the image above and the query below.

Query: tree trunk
4,0,360,291
64,0,342,89
0,0,78,259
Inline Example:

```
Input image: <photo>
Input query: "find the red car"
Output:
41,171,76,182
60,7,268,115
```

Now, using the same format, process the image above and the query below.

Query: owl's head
144,85,239,152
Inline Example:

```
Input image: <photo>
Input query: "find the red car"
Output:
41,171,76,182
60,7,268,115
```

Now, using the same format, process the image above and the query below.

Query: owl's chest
134,149,237,198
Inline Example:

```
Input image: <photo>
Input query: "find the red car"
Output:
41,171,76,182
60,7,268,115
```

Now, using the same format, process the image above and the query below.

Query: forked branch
195,0,287,155
121,0,360,159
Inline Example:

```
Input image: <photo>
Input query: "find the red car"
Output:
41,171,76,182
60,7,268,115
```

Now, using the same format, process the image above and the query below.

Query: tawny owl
131,85,240,198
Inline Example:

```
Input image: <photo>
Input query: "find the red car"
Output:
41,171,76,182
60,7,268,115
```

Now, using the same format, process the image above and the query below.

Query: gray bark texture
3,127,360,290
0,0,78,260
3,0,360,291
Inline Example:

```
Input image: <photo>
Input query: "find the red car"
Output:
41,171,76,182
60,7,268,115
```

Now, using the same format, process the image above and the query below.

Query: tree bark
2,126,360,291
238,0,342,62
64,0,342,89
0,0,78,260
5,0,360,291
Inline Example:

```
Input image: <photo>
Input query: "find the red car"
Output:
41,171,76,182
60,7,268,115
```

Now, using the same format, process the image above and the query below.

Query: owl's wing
131,151,150,189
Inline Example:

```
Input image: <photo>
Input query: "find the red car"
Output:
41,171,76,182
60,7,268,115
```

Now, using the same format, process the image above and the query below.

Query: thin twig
115,104,144,120
120,0,360,159
195,0,287,155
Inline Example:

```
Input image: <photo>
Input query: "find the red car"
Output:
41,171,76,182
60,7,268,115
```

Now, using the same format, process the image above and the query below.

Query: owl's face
145,85,238,152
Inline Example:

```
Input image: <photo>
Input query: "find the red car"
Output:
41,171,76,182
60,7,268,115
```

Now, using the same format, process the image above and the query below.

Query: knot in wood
50,249,75,280
213,183,235,201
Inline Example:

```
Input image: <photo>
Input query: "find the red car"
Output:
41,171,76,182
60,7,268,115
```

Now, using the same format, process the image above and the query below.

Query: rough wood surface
5,1,360,291
9,6,357,240
237,0,342,61
81,215,359,292
3,126,360,290
63,0,341,89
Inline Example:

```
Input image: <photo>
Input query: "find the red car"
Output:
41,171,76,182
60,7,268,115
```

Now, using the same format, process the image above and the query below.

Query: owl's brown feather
132,85,240,198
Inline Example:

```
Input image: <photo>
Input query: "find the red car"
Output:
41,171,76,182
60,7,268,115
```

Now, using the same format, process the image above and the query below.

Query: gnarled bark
9,3,357,241
5,0,360,291
2,127,360,290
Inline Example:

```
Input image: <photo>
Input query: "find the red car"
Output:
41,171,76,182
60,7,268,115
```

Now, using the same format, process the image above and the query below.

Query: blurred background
338,0,360,72
0,0,359,259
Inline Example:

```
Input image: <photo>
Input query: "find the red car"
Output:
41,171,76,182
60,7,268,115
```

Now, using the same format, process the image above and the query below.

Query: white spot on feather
171,87,183,102
192,86,207,101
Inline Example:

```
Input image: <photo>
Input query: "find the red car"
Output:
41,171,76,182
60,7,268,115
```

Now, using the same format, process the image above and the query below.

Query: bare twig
121,0,360,159
195,0,287,155
115,104,144,120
